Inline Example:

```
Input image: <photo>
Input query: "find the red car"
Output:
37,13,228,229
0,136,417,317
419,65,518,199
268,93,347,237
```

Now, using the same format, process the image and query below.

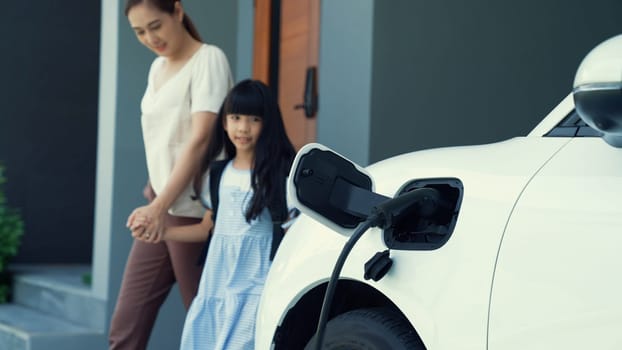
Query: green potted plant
0,164,24,303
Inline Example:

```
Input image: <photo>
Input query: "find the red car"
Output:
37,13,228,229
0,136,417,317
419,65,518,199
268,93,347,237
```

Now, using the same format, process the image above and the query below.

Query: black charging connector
372,187,442,229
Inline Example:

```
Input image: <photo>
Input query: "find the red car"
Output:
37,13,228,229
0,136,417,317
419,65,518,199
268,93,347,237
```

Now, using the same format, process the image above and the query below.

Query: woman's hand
127,203,166,243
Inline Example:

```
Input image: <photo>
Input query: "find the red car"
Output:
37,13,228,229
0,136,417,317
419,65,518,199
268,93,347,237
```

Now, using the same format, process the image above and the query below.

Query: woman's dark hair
125,0,202,42
195,79,296,222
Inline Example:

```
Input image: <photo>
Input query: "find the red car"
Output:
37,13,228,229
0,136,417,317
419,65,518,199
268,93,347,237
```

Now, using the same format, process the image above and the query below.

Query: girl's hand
130,215,149,240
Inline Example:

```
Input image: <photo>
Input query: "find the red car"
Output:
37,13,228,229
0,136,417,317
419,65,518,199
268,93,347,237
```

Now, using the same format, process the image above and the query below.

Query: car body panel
256,135,572,349
489,137,622,349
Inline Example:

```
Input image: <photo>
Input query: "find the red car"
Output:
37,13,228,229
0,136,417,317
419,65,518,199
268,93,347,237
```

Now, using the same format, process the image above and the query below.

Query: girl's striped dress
180,162,274,350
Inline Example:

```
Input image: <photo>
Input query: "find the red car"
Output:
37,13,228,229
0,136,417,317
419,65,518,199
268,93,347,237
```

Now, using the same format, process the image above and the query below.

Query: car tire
304,307,425,349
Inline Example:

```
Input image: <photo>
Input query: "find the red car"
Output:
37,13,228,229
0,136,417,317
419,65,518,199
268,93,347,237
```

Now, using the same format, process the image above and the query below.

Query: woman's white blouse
141,44,232,218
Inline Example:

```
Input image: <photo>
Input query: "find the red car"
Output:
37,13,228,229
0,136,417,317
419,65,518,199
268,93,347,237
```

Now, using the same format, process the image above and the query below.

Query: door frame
253,0,281,95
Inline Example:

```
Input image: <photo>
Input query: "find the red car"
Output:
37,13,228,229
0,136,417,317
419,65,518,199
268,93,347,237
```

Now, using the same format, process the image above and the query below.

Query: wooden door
253,0,320,150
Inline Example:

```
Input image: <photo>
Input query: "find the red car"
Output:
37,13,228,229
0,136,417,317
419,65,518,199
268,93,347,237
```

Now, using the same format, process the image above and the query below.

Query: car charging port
384,178,463,251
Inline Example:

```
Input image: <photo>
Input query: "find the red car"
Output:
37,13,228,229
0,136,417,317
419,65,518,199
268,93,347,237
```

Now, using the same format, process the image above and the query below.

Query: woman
109,1,232,349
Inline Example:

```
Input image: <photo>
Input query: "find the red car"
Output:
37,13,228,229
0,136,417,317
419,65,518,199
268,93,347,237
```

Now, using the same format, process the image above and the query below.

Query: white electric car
255,35,622,349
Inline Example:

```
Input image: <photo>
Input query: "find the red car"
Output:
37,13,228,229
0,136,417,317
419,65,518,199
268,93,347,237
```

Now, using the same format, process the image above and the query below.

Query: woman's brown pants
108,215,204,350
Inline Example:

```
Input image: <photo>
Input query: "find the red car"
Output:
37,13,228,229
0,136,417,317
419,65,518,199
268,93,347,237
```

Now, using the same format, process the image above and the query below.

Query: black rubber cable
312,215,380,350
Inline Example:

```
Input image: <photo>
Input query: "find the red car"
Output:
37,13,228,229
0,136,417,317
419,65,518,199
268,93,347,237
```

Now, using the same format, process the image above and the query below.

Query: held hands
129,214,155,242
127,203,166,243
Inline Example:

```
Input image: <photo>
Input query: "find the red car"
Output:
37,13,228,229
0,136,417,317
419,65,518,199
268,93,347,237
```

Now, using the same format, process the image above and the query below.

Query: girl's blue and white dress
180,162,278,350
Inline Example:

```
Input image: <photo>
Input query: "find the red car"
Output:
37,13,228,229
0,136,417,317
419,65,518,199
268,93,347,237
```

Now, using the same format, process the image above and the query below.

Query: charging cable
312,215,381,350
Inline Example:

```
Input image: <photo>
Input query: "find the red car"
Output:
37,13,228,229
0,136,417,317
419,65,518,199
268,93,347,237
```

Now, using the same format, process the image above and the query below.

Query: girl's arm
163,208,214,242
132,209,214,243
127,111,216,242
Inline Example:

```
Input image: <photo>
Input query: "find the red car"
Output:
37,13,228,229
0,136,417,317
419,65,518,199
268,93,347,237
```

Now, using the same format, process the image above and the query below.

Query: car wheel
304,307,425,350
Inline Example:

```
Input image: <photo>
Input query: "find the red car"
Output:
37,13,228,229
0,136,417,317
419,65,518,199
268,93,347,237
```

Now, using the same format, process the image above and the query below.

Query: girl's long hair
124,0,202,42
195,79,296,222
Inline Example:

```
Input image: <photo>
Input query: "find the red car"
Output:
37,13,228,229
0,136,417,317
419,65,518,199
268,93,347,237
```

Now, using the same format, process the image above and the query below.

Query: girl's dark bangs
224,86,265,117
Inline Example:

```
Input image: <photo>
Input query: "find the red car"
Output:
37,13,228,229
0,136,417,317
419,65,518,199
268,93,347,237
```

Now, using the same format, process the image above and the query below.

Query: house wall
368,0,622,163
316,0,375,165
0,1,100,264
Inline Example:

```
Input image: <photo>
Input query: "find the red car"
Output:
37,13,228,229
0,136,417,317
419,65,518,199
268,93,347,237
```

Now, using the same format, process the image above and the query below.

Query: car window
545,110,603,137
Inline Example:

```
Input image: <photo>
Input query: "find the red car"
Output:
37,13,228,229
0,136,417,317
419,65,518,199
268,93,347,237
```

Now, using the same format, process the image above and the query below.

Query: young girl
133,79,296,349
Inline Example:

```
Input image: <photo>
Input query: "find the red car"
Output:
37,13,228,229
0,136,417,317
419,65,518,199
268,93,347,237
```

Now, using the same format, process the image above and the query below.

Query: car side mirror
288,143,387,236
573,34,622,147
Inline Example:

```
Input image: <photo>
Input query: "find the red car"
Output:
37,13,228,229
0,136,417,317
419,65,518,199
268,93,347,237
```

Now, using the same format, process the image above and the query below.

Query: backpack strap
268,175,289,261
196,160,228,265
209,160,229,220
269,221,285,261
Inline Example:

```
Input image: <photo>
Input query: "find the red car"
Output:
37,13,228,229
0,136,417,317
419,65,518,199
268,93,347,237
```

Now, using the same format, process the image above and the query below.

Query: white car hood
366,136,571,200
